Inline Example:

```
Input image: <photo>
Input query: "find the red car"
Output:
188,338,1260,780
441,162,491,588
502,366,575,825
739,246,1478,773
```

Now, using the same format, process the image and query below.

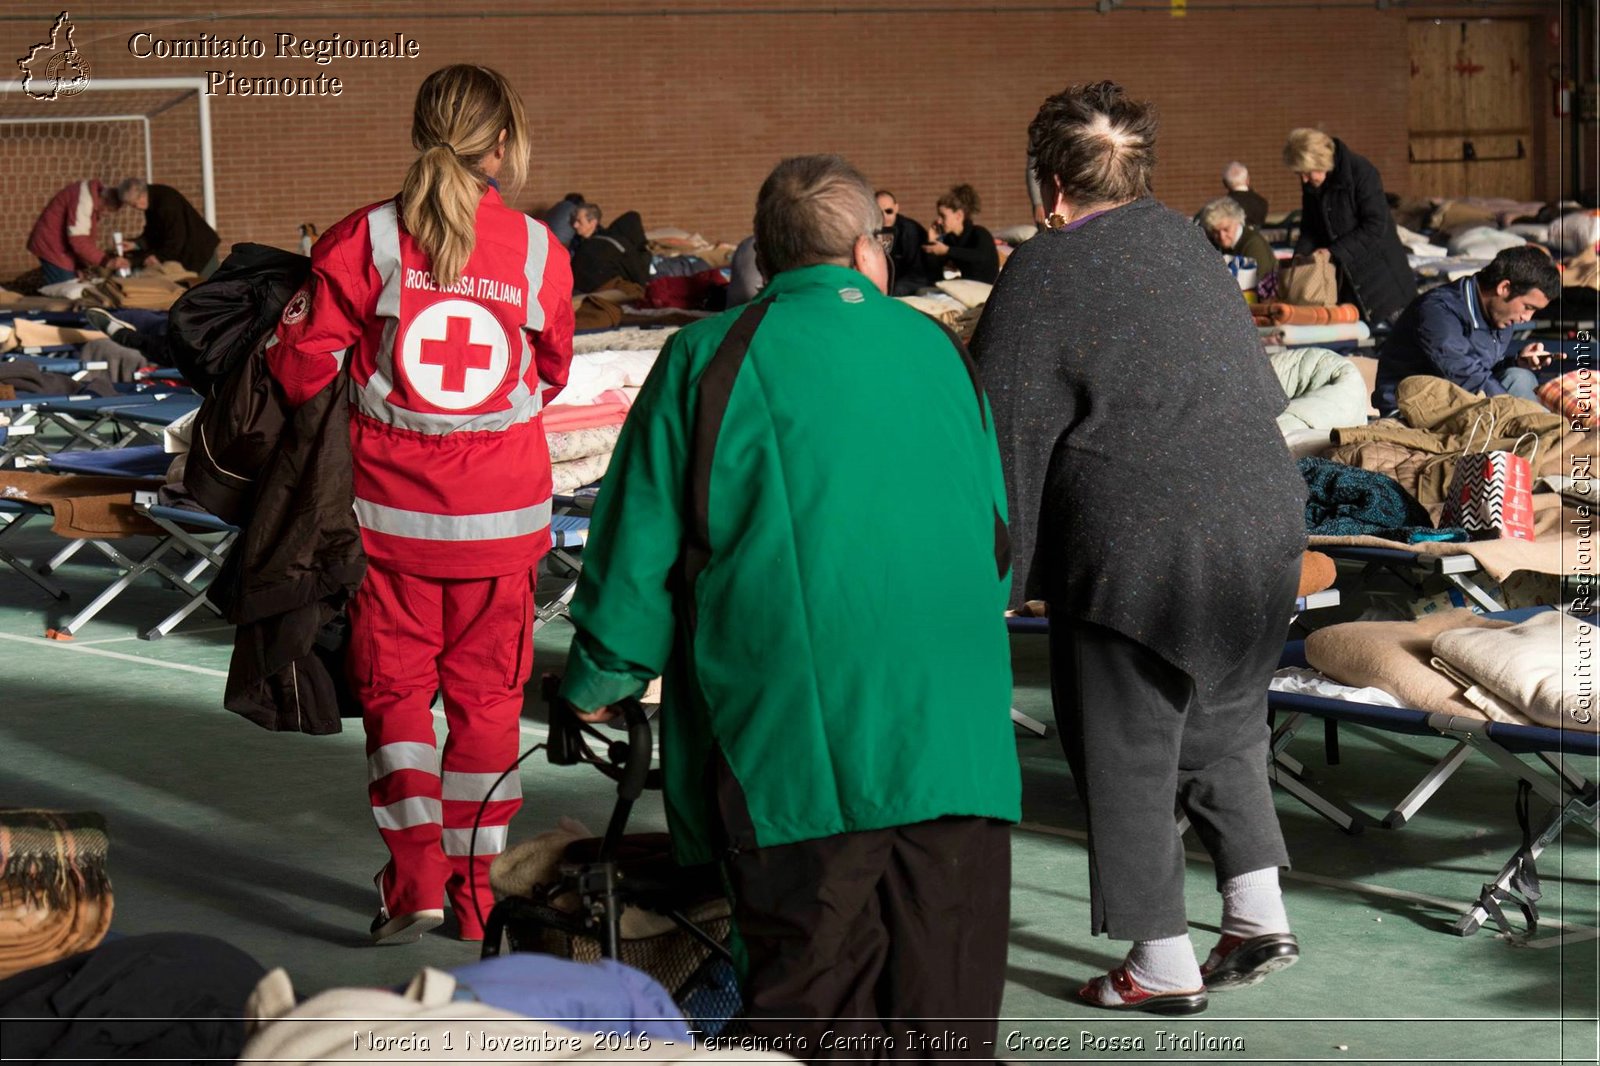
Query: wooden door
1407,19,1534,200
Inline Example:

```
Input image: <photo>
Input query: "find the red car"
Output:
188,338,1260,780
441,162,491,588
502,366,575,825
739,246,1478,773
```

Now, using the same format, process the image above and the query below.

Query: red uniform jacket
267,187,575,578
28,180,110,270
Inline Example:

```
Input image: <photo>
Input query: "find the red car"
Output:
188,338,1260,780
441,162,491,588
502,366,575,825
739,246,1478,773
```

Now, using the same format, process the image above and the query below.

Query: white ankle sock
1219,867,1291,939
1123,934,1202,993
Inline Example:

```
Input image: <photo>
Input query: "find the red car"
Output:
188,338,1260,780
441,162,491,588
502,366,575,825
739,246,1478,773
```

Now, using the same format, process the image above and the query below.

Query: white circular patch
397,299,512,411
280,289,310,325
839,287,865,304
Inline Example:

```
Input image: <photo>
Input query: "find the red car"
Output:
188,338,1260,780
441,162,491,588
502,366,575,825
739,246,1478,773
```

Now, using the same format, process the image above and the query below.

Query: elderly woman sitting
973,81,1308,1016
1198,196,1279,284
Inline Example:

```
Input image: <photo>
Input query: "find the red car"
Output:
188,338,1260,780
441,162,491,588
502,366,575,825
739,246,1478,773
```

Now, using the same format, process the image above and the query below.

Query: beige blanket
1433,612,1600,731
1330,378,1593,506
1305,609,1513,719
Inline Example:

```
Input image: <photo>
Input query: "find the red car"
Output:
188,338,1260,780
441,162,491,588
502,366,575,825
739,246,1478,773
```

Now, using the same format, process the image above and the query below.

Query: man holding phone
1374,246,1562,414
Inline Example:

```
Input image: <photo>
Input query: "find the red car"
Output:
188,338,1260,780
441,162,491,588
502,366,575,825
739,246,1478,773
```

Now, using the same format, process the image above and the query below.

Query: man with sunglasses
875,189,934,295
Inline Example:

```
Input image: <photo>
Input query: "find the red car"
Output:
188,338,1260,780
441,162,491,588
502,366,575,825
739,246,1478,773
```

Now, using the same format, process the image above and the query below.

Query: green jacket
1235,226,1279,280
562,263,1021,864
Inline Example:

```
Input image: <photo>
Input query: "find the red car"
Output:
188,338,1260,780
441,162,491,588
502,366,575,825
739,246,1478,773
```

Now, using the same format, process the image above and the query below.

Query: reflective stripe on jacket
267,187,575,578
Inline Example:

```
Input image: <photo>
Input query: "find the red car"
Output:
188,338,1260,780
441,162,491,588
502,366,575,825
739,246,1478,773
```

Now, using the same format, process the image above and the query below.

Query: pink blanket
543,389,633,434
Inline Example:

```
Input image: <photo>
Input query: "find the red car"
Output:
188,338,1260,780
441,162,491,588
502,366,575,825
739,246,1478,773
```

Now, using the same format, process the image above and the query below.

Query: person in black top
117,178,220,278
568,204,651,293
974,80,1306,1016
874,189,933,295
1222,162,1268,228
924,183,998,284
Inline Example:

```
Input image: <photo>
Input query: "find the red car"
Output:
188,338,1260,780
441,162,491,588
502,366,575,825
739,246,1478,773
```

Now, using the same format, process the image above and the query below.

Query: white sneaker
370,907,444,945
369,869,443,945
85,307,136,338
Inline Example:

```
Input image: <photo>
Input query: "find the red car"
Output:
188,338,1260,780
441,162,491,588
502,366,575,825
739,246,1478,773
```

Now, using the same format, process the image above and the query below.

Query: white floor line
72,624,235,646
1525,926,1600,949
0,631,555,743
0,629,229,678
1015,820,1595,934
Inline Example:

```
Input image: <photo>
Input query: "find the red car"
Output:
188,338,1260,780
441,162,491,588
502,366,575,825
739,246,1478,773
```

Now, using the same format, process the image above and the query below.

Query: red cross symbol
418,315,493,392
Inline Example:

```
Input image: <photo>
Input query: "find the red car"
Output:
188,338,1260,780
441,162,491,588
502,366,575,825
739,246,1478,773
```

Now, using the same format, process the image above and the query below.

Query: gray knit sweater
971,197,1307,690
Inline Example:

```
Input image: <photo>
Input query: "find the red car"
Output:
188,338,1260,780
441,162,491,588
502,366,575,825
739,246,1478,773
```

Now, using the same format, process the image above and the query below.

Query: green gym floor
0,517,1595,1065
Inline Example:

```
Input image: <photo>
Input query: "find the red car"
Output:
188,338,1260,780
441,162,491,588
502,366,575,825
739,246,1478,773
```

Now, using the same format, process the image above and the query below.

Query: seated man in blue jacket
1374,246,1560,414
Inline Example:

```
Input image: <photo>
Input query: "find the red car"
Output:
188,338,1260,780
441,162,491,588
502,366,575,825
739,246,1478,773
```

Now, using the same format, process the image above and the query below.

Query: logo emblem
280,289,310,325
18,12,91,101
398,299,512,411
839,287,864,303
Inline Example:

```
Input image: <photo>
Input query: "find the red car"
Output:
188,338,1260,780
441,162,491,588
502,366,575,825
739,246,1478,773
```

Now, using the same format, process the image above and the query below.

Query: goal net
0,78,214,282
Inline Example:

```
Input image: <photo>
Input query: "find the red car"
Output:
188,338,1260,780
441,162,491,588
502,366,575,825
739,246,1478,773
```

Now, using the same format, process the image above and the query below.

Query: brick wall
0,0,1574,279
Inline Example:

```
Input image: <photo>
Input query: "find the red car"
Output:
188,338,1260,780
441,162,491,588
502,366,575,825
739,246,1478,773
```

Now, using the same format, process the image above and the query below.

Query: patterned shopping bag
1442,415,1538,541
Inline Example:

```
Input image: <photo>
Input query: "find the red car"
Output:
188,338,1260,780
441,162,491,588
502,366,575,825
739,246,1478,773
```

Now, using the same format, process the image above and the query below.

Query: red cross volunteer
265,64,574,944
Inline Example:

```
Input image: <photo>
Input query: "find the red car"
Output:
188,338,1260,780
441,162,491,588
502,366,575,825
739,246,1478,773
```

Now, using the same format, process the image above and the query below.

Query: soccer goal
0,77,214,280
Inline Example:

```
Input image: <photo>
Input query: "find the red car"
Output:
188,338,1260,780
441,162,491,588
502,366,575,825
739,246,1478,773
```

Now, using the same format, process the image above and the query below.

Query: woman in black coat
973,81,1307,1017
1286,129,1416,324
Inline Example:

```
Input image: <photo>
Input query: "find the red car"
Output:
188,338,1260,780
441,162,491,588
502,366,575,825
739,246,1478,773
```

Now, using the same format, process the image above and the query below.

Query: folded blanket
1253,302,1361,326
895,293,964,326
0,810,114,980
552,350,659,408
1297,457,1464,541
0,287,73,312
106,273,189,311
935,278,993,309
1432,612,1599,731
548,424,622,464
11,319,108,349
80,337,146,383
543,391,632,435
1260,321,1371,345
0,472,167,538
551,451,612,495
573,327,678,355
1305,609,1512,719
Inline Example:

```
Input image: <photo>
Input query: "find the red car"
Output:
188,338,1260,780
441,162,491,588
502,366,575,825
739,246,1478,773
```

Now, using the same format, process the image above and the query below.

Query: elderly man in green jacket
562,154,1020,1057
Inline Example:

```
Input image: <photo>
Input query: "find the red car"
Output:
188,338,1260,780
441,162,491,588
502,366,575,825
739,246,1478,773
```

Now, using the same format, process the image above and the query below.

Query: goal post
0,77,214,279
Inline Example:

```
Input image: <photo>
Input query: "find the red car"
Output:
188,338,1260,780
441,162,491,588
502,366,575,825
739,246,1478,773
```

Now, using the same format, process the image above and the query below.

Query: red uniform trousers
348,560,534,938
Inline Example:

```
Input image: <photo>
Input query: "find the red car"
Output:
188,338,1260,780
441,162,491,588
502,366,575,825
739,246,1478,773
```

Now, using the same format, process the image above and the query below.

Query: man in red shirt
28,179,132,284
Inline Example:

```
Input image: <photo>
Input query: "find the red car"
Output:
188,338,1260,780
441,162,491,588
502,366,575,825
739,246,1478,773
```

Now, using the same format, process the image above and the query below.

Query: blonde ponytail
400,65,532,288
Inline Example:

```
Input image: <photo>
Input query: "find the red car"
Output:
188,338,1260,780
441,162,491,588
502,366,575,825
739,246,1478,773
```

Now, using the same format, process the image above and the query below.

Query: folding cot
1268,606,1598,936
0,387,184,462
1320,543,1507,612
1003,589,1343,738
30,392,197,452
0,445,238,639
534,485,599,633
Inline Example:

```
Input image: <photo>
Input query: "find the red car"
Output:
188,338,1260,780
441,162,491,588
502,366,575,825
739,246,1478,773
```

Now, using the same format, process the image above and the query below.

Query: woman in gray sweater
972,81,1308,1016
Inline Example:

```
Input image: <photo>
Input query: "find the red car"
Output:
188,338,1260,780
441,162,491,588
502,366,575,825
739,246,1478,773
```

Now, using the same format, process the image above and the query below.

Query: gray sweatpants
1047,562,1298,941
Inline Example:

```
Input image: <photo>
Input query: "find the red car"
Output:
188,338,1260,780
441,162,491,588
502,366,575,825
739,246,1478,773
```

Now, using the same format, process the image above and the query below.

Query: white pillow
995,223,1039,245
1547,211,1600,256
934,278,993,309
